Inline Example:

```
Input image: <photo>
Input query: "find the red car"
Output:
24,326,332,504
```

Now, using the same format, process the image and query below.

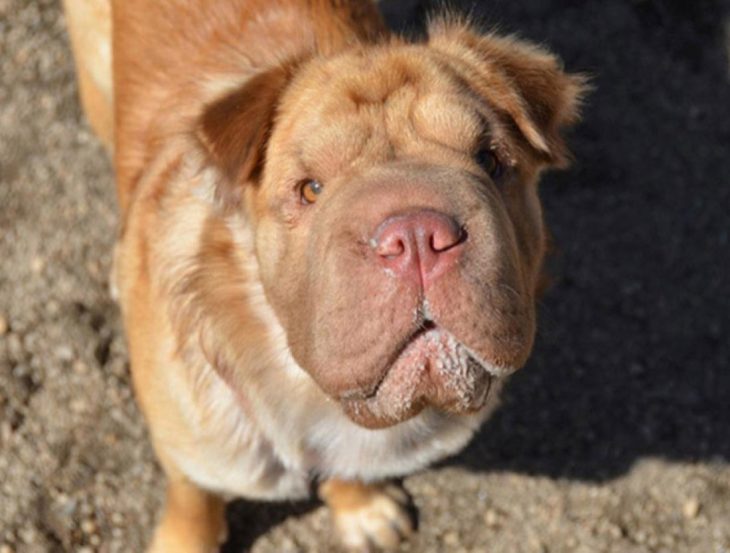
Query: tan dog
63,0,585,550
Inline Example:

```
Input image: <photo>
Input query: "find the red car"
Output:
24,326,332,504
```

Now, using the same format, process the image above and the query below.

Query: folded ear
197,63,294,206
429,20,589,167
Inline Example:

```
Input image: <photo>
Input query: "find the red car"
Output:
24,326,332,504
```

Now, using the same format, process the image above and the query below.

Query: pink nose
372,211,465,288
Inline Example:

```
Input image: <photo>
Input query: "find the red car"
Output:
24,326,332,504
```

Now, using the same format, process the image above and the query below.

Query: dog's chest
167,358,493,501
164,362,312,500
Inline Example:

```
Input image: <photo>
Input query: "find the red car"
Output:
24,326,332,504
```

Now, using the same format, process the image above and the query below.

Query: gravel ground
1,0,729,552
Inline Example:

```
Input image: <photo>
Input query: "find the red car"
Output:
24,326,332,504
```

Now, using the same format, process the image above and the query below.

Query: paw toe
334,487,414,552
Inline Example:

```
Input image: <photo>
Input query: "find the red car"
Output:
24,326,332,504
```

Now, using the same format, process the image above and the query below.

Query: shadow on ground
391,0,730,481
222,499,319,553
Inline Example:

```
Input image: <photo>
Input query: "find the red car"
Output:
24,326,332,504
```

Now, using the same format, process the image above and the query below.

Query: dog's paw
321,480,415,552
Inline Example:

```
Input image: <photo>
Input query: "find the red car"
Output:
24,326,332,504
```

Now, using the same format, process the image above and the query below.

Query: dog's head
197,21,586,428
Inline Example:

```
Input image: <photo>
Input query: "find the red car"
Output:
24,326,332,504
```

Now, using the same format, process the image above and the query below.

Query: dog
63,0,585,550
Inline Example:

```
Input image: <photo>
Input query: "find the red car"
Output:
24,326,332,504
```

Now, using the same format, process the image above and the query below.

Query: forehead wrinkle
343,52,423,107
298,115,378,180
411,92,484,153
383,84,419,152
427,53,527,160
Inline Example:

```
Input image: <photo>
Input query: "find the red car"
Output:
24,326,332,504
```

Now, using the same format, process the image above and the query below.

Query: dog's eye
300,179,323,205
476,148,503,180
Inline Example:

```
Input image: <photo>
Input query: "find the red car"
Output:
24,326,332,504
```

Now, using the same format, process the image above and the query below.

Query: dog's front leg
319,478,415,552
147,470,227,553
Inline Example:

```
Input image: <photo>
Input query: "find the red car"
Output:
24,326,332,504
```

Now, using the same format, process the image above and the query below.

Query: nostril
375,232,409,259
430,225,466,252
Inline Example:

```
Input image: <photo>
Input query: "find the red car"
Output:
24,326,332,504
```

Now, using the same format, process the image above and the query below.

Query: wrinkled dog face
199,23,585,428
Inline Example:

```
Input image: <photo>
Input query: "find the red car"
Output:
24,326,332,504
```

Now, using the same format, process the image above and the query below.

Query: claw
321,480,415,552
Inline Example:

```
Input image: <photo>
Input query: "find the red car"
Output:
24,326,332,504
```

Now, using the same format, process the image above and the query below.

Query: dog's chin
339,328,500,429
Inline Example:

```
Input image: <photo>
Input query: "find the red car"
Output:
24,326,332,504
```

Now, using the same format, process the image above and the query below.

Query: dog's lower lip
340,321,439,402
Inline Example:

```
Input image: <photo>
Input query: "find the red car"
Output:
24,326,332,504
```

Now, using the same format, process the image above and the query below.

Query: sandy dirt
1,0,729,552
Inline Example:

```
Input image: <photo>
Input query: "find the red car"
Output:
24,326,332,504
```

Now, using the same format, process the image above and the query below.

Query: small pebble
81,519,96,534
30,257,44,274
0,544,14,553
18,527,35,544
7,334,23,358
419,483,437,496
683,498,700,519
73,361,88,374
1,422,12,442
86,260,100,277
70,399,86,413
0,315,8,335
483,508,500,527
606,522,624,539
661,532,677,547
442,531,460,546
528,537,547,553
45,300,60,316
55,345,74,361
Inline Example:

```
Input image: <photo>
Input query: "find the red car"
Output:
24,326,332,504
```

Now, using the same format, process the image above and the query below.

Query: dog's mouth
339,322,501,428
345,320,439,401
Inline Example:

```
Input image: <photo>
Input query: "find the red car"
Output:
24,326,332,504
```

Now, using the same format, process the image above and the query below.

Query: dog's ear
197,64,294,205
429,21,589,167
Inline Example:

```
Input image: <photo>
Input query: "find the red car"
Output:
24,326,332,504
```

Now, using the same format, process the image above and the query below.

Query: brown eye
300,179,323,205
476,148,503,180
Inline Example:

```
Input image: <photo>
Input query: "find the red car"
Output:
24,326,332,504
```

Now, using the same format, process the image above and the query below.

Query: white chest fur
166,352,496,500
